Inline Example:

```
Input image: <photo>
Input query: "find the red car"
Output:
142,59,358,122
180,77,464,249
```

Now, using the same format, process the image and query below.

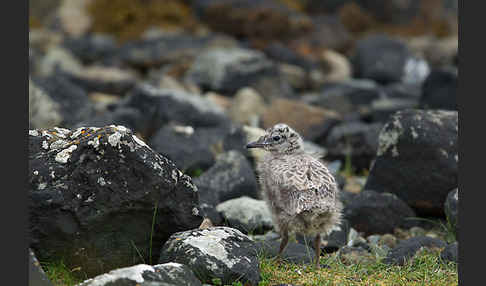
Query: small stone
228,87,266,126
409,226,426,237
379,234,397,249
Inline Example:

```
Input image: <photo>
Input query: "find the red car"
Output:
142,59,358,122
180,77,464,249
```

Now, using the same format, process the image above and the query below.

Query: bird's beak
246,137,268,149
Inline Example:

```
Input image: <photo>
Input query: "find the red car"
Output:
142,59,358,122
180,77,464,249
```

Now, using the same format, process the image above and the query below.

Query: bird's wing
277,158,338,215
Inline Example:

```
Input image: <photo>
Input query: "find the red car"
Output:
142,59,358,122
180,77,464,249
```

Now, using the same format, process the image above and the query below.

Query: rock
39,47,84,77
320,49,352,83
263,43,317,71
228,87,266,126
402,57,430,85
29,126,202,277
222,125,253,161
77,263,202,286
278,63,308,90
369,97,419,123
353,34,412,84
63,34,117,65
342,190,418,235
444,188,458,235
193,0,312,44
31,74,96,128
297,219,350,253
440,242,458,264
29,248,54,286
324,121,383,171
420,68,458,110
186,47,275,95
58,0,92,37
364,109,458,216
123,84,228,137
216,196,273,234
63,66,138,95
29,78,63,129
384,236,447,265
149,125,228,173
194,151,259,208
262,98,341,138
73,106,144,133
409,226,427,238
255,239,316,264
159,226,260,286
337,246,375,265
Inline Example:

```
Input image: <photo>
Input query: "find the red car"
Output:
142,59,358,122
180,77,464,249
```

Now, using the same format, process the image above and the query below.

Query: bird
246,123,342,268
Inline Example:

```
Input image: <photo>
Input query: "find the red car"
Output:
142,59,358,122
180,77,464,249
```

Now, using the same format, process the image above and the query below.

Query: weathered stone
29,78,63,129
216,196,273,234
255,239,316,265
63,66,138,95
29,126,202,277
384,236,447,265
444,188,458,236
364,109,458,216
29,248,54,286
228,87,266,126
420,68,457,110
159,227,260,286
440,242,458,264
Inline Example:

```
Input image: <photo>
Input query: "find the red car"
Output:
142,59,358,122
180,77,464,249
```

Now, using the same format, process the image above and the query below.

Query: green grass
42,260,84,286
257,249,458,286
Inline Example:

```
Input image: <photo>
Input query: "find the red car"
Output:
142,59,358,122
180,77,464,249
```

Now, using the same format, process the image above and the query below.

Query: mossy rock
87,0,200,43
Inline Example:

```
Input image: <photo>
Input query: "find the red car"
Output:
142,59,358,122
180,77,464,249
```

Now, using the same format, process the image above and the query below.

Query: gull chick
246,123,342,268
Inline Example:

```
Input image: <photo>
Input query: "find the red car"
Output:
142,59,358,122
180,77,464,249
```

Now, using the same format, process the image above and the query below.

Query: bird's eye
273,136,281,141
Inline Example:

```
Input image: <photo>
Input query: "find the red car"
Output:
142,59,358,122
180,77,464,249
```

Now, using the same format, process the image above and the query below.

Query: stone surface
420,68,458,110
353,34,412,84
32,74,96,128
255,239,316,265
159,227,260,286
77,263,202,286
63,66,138,95
342,190,418,235
216,196,273,234
297,219,350,253
337,246,375,265
29,248,54,286
444,188,458,235
228,87,266,126
364,109,458,216
63,34,117,65
39,47,84,77
262,98,340,138
194,151,259,208
440,242,458,264
29,78,63,129
186,47,275,94
29,126,202,277
384,236,447,265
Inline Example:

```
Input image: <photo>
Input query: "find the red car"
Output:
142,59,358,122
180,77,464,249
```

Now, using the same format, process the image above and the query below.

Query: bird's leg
314,233,321,269
277,228,289,262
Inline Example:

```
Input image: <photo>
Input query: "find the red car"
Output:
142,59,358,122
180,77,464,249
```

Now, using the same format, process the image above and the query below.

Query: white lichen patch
97,177,107,186
84,194,95,203
410,126,419,139
110,125,129,133
132,135,149,149
42,140,49,150
454,154,458,162
192,207,199,216
70,127,85,139
108,132,123,147
87,136,100,149
55,145,78,164
33,170,39,176
38,182,47,190
173,125,194,136
29,130,39,136
439,149,449,158
53,127,71,138
80,264,155,286
377,117,403,157
50,171,55,179
50,139,70,150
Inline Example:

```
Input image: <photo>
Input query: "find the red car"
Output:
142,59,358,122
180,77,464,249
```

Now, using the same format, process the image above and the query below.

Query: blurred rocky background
29,0,458,285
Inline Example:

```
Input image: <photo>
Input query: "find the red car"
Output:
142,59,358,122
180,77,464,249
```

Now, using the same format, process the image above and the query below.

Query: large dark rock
216,196,273,234
186,46,276,95
255,239,316,265
364,109,458,216
29,248,54,286
159,226,260,286
444,188,458,236
194,151,259,208
384,236,447,265
324,121,383,171
77,263,202,286
31,74,96,128
440,242,458,264
353,34,412,84
29,126,202,277
63,34,118,65
263,43,318,71
342,190,418,235
420,68,458,110
297,219,351,253
123,84,228,138
150,125,229,173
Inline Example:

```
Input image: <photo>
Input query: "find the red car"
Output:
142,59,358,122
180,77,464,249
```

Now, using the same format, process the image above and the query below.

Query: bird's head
246,123,304,154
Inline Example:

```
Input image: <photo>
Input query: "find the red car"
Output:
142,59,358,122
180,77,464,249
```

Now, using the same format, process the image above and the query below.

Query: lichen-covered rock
194,151,259,208
31,74,96,128
29,125,202,277
77,263,202,286
29,248,54,286
216,196,273,234
364,109,458,216
444,188,458,236
384,236,447,265
159,227,260,286
353,34,412,84
440,242,458,264
342,190,418,235
186,47,276,95
29,78,63,129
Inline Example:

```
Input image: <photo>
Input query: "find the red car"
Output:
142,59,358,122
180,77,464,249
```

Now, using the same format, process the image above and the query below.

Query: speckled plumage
246,123,343,267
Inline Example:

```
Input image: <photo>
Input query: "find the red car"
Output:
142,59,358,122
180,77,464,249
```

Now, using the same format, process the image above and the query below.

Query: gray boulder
29,126,202,277
444,188,458,236
384,236,447,265
364,109,458,216
29,78,63,129
159,227,260,286
254,239,316,265
440,242,458,264
76,263,202,286
216,196,273,234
